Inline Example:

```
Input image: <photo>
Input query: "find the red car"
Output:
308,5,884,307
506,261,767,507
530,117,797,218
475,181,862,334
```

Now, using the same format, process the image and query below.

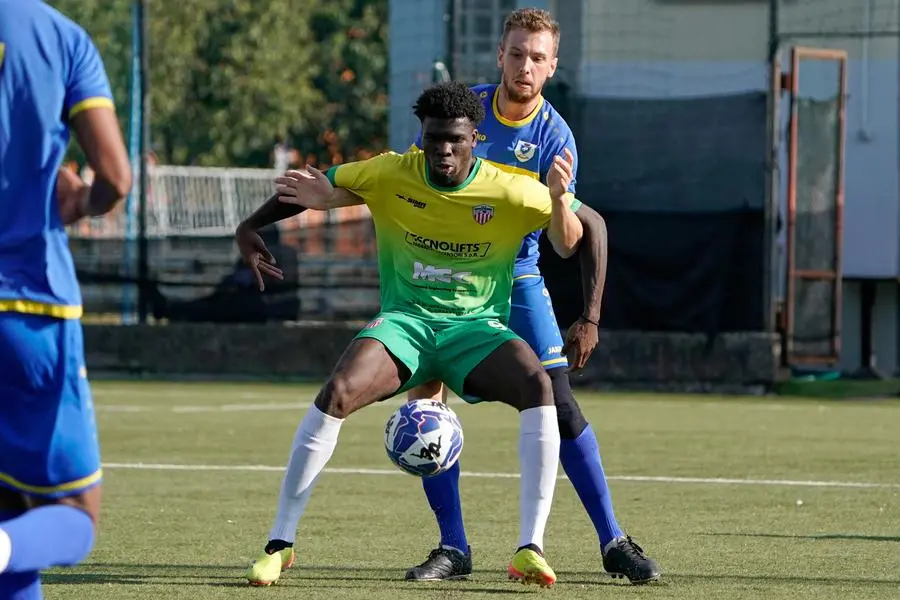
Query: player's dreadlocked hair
412,81,486,126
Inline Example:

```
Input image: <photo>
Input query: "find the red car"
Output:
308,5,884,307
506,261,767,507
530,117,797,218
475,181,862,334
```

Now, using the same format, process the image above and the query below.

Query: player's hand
57,168,90,225
548,148,575,201
235,223,283,291
562,317,599,372
274,166,333,209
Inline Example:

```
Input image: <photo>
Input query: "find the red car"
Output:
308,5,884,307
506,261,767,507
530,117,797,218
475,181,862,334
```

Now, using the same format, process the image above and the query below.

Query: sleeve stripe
68,97,115,119
325,166,338,186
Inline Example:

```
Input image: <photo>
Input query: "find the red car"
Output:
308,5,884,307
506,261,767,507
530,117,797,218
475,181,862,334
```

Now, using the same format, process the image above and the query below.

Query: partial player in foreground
236,81,586,587
0,1,132,598
403,8,658,584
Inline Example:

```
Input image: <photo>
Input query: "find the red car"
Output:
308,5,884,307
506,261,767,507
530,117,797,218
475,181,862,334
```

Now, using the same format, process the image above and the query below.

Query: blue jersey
0,0,114,319
414,83,579,278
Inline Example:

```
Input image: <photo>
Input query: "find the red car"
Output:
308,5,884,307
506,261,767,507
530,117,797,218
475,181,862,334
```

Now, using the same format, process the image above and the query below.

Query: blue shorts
0,313,101,498
509,274,567,371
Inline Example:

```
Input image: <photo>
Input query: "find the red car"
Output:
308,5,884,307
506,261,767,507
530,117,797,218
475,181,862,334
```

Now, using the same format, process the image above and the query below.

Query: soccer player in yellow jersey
238,81,585,587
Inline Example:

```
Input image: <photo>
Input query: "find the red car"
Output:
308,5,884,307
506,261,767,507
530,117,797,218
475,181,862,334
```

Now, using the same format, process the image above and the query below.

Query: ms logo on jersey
412,262,471,284
472,204,494,225
513,140,538,163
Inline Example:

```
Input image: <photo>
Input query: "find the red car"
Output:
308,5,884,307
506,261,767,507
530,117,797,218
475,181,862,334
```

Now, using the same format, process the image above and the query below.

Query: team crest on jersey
472,204,494,225
513,140,538,162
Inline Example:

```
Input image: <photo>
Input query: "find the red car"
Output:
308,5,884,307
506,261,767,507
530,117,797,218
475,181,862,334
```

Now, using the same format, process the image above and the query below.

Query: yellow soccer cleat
507,547,557,588
246,547,295,586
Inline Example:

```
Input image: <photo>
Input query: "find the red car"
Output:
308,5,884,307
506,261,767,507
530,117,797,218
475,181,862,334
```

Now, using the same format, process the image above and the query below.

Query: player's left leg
438,321,559,587
0,314,102,598
508,275,660,584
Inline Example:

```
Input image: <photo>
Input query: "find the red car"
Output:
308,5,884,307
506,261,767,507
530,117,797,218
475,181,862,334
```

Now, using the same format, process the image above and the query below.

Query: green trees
53,0,388,167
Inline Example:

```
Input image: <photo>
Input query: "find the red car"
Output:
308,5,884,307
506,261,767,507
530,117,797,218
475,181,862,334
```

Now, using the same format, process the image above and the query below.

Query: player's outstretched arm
64,106,132,224
275,166,364,210
546,148,583,258
561,204,608,371
234,166,364,291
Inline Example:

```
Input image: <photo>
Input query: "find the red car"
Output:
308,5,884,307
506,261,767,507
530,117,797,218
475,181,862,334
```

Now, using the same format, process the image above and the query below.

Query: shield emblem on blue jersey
513,140,538,162
472,204,494,225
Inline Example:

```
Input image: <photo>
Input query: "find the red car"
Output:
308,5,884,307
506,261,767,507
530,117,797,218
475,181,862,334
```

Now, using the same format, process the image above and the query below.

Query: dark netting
790,95,841,356
541,92,768,333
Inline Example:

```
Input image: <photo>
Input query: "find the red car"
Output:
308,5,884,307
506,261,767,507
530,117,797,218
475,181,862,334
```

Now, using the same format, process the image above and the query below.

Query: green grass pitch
40,381,900,600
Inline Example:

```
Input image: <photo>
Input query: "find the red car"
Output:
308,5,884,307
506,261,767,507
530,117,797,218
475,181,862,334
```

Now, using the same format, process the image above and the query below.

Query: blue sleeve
563,134,578,194
540,128,579,194
64,26,114,120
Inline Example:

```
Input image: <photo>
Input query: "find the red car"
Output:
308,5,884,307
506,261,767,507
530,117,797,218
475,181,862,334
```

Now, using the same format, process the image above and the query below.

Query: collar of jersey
491,85,544,128
424,157,482,193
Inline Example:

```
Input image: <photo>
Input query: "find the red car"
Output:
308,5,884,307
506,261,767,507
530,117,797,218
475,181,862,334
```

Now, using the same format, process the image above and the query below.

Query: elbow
577,206,607,245
99,162,133,203
551,229,581,259
556,240,579,259
111,169,133,200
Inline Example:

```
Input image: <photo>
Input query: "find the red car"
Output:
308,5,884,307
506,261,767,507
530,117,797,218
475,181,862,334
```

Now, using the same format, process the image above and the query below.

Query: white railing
69,165,333,239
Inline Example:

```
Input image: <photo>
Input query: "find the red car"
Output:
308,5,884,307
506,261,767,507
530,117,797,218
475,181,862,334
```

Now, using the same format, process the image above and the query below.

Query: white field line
94,395,427,414
99,462,900,490
95,402,311,413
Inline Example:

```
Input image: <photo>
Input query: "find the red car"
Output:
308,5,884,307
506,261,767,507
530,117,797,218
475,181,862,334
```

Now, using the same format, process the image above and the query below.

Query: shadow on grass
42,563,900,589
700,532,900,543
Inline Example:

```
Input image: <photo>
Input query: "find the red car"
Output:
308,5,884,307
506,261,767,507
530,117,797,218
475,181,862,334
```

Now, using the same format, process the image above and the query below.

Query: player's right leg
0,313,102,598
247,313,428,586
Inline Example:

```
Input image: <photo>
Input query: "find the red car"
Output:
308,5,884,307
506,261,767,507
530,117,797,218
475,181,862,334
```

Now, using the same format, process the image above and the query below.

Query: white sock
268,404,343,543
0,527,10,574
517,405,560,551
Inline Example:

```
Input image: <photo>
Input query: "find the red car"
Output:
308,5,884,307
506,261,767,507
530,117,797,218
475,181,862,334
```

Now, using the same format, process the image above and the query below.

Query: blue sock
0,571,42,599
422,461,468,552
0,505,94,573
559,425,625,548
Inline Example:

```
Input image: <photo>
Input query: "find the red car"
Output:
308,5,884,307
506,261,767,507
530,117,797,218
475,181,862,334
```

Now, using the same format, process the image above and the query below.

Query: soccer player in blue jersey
0,1,131,597
399,8,660,584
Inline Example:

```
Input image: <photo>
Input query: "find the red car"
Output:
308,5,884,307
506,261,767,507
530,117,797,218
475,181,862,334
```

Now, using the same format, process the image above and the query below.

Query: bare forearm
241,194,305,231
577,205,608,323
548,197,583,258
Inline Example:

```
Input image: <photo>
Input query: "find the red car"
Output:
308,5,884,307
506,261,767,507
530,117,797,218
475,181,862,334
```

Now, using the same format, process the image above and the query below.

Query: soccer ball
384,399,464,478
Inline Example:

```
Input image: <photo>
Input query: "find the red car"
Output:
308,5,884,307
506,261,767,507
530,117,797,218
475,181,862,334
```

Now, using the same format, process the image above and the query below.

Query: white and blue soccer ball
384,399,464,478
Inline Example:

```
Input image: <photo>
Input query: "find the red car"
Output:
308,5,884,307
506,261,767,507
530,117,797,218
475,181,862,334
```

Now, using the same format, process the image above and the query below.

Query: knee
517,367,554,410
314,375,356,419
548,369,588,439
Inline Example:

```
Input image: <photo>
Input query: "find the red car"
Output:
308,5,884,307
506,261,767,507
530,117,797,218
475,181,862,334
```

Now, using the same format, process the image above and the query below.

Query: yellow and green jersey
326,151,581,324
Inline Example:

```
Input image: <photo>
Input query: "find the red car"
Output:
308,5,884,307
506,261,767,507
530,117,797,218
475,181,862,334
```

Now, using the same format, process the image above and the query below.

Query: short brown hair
500,8,560,54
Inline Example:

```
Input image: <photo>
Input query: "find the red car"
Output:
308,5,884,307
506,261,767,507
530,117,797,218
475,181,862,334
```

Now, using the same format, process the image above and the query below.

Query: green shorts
355,311,523,402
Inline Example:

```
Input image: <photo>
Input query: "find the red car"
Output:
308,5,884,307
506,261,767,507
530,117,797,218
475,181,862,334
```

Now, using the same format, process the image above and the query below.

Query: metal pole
445,0,456,79
136,0,150,323
763,0,780,334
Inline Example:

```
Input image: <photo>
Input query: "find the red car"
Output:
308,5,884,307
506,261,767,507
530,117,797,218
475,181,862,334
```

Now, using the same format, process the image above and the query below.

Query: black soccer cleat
405,546,473,581
602,536,660,584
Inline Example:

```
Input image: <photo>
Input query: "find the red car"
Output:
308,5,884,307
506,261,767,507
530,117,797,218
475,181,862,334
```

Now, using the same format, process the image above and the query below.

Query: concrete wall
83,323,781,392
